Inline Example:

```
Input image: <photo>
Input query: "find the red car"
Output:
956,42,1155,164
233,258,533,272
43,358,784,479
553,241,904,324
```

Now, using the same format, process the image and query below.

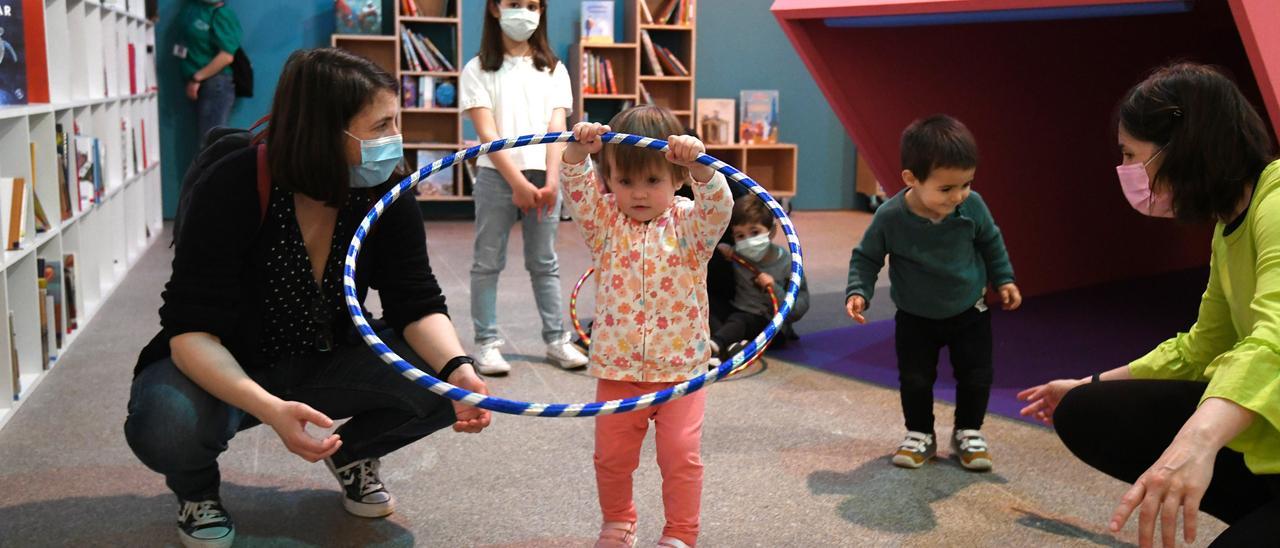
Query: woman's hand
447,365,492,433
263,400,342,463
666,135,715,183
1110,435,1216,547
1016,378,1086,425
999,283,1023,310
846,295,867,325
565,122,609,164
535,180,559,220
186,80,201,101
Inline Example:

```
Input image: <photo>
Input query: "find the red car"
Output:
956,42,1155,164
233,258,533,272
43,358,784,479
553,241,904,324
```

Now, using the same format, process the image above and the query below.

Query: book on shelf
739,89,779,145
9,310,17,400
36,260,47,369
335,0,383,35
399,28,421,71
406,0,450,17
400,0,418,16
697,98,735,145
417,30,454,71
42,258,61,349
55,125,72,221
639,0,654,24
401,75,417,108
121,117,133,180
62,253,77,333
74,136,102,209
414,150,453,197
638,82,653,105
21,0,48,103
140,120,149,168
654,45,687,76
418,75,435,107
0,177,28,250
639,30,662,76
0,0,28,105
29,142,49,233
581,1,614,44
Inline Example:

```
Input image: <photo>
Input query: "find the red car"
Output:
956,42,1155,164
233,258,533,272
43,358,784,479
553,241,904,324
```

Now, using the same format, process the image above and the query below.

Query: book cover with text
739,90,778,144
697,98,734,145
581,1,615,44
0,0,27,105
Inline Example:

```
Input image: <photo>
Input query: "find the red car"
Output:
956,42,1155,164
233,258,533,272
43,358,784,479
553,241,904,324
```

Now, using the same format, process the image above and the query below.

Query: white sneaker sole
342,495,396,518
891,453,933,469
179,529,234,548
474,362,511,375
547,354,588,370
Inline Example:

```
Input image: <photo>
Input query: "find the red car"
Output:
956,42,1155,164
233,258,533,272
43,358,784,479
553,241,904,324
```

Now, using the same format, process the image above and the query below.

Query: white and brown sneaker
952,429,993,471
891,431,936,469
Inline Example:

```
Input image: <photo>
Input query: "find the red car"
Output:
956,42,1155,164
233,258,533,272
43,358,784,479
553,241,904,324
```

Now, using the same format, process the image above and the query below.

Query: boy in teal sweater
845,115,1022,472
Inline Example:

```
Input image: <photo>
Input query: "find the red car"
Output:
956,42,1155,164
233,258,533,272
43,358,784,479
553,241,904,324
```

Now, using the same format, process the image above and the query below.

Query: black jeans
1055,380,1280,546
709,307,771,352
894,307,993,434
123,329,456,501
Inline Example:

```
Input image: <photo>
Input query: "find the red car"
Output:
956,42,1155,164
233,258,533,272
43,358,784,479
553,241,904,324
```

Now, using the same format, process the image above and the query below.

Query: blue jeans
123,329,456,501
470,167,565,345
195,72,235,145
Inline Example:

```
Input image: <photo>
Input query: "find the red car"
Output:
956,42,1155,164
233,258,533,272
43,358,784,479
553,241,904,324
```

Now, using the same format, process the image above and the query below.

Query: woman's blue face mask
345,131,403,188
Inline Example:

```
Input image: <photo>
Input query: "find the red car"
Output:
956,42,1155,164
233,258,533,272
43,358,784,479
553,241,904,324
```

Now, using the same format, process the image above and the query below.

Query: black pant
894,307,993,434
710,307,771,353
124,329,456,501
1055,380,1280,546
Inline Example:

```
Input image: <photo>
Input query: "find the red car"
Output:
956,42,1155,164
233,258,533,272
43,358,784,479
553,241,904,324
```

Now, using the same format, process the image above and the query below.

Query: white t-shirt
460,55,573,172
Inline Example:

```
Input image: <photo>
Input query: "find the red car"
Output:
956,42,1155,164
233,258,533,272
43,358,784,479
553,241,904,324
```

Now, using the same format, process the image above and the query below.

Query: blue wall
158,0,853,215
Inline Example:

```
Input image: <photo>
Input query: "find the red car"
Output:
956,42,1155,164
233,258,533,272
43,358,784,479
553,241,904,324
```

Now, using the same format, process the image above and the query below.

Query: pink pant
595,379,706,546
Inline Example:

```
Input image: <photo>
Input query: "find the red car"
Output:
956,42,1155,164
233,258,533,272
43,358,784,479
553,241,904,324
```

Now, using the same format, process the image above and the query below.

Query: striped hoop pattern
344,131,804,417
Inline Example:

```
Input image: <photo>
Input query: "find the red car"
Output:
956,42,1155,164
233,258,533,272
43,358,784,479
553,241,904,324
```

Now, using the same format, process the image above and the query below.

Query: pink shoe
594,521,637,548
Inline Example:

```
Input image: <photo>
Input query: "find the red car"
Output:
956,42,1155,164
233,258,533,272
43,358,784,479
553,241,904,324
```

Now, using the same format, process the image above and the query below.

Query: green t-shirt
179,2,242,81
1129,159,1280,474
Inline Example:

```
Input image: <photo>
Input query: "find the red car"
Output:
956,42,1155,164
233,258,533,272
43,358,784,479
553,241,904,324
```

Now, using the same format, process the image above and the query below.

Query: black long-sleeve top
135,146,447,374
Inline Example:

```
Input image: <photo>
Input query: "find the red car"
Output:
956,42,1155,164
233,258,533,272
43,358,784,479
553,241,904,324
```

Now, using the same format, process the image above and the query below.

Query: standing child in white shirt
460,0,588,374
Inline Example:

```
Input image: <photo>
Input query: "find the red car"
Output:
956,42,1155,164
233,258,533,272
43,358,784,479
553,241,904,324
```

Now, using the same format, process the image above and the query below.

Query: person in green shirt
1018,63,1279,547
845,114,1022,473
177,0,242,143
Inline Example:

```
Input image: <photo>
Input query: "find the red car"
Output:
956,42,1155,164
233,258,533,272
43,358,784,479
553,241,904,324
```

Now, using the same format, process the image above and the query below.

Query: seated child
710,197,810,364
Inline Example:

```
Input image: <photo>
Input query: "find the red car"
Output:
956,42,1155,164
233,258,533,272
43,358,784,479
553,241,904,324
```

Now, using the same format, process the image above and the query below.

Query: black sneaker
325,457,396,518
176,499,234,548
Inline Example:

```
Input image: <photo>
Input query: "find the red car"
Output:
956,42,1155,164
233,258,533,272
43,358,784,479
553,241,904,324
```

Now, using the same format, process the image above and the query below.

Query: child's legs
653,387,706,546
710,309,768,350
945,309,993,431
894,310,943,434
594,380,655,524
518,170,567,344
470,168,519,344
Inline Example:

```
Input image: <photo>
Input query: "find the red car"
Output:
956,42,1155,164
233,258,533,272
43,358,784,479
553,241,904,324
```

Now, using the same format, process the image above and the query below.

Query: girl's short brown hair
599,105,689,187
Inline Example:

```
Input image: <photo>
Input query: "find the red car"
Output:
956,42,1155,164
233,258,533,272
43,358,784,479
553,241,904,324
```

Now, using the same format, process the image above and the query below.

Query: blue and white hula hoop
343,132,804,417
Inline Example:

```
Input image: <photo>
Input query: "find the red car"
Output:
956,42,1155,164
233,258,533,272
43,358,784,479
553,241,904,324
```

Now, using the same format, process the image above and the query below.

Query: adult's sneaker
474,340,511,375
325,457,396,518
177,498,234,548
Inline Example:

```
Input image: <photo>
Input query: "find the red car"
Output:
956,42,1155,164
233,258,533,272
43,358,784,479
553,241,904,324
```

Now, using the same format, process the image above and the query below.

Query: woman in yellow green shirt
1019,63,1279,547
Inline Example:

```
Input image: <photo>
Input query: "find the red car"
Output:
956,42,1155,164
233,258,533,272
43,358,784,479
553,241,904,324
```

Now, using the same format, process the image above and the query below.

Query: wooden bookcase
573,0,800,201
332,0,467,201
0,0,162,431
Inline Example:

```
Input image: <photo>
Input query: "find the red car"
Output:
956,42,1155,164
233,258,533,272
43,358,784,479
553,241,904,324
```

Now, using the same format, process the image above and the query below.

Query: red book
22,0,50,103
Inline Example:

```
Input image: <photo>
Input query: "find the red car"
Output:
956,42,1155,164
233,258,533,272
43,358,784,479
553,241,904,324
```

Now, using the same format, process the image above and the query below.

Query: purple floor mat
768,267,1207,426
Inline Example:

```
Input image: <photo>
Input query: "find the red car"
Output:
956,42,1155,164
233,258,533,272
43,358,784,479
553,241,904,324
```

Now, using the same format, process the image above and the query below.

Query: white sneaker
547,333,589,369
474,340,511,375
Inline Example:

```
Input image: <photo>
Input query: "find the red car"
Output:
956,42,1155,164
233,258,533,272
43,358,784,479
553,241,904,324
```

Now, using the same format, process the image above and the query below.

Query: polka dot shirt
259,186,351,361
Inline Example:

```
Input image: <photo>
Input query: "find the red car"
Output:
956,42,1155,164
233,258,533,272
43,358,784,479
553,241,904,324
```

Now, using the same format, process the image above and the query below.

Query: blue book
0,0,27,105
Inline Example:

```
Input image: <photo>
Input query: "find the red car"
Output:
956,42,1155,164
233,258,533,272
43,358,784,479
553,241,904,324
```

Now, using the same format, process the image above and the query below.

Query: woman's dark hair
900,114,979,183
266,48,399,206
1119,62,1274,222
479,1,558,73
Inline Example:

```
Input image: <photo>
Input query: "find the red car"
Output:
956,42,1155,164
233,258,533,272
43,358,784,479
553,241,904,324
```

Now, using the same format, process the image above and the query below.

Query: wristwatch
438,355,475,381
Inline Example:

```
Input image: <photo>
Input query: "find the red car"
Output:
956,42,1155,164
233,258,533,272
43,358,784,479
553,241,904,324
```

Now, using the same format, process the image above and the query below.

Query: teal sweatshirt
845,189,1015,319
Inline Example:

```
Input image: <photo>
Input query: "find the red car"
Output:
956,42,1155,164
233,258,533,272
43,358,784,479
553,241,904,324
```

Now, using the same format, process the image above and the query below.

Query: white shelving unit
0,0,160,430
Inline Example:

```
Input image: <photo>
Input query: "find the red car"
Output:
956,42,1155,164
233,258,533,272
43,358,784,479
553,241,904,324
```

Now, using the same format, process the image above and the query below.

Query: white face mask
734,233,772,262
499,8,540,42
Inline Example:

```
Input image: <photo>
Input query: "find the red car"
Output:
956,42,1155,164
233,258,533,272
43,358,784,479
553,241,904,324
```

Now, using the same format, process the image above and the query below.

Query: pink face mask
1117,149,1174,218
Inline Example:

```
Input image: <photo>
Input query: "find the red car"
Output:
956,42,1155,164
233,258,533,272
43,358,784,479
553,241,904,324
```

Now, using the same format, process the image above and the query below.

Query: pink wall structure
772,0,1280,297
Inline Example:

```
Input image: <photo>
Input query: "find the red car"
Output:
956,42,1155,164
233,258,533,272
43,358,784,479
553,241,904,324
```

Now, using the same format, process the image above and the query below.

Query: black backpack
172,118,270,248
214,6,253,98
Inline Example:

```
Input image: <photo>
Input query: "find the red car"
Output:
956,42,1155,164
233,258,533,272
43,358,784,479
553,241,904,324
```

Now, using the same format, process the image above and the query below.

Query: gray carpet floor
0,211,1223,546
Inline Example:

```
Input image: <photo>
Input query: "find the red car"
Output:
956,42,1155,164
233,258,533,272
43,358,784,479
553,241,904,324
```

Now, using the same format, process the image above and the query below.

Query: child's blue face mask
346,131,403,188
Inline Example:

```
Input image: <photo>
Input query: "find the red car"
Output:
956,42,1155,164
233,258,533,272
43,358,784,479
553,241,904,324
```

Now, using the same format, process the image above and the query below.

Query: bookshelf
573,0,800,202
332,0,466,202
0,0,161,431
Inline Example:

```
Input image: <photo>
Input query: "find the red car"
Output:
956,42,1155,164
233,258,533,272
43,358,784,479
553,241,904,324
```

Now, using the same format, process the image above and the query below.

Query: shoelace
899,433,932,452
356,459,385,496
955,430,988,452
181,500,227,528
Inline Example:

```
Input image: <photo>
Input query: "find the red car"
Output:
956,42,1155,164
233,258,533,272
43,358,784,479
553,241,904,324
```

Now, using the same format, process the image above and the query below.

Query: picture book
739,89,778,144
